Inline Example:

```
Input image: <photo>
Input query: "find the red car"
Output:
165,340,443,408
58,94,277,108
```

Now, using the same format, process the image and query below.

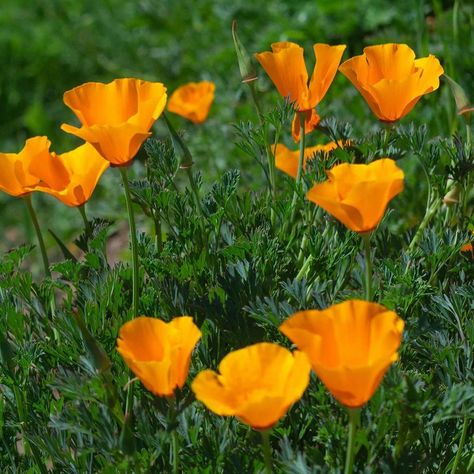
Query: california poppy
255,42,346,141
117,316,201,397
0,136,51,197
339,43,443,122
29,143,109,207
191,342,310,430
61,78,167,166
168,81,215,124
306,158,404,233
280,300,404,408
274,141,345,179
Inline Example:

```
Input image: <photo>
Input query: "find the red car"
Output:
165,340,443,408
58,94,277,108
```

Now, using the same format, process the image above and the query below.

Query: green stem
153,212,163,253
451,416,469,474
24,194,50,277
289,112,306,223
344,408,359,474
261,430,272,474
119,167,139,317
361,232,373,301
78,204,91,236
184,166,204,218
168,397,179,474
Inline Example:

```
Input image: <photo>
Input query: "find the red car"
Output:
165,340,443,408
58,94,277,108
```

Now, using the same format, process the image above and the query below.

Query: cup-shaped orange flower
280,300,404,408
255,42,346,140
167,81,215,124
0,136,51,197
192,342,310,430
117,316,201,397
61,78,167,166
274,141,346,179
306,158,404,233
29,143,109,207
339,43,443,122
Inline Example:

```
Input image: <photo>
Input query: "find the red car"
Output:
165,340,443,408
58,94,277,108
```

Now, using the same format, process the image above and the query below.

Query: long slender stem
261,430,272,474
289,112,306,223
451,416,469,474
168,397,179,474
362,232,373,301
119,167,139,317
78,204,91,236
344,408,359,474
24,194,50,277
153,212,163,253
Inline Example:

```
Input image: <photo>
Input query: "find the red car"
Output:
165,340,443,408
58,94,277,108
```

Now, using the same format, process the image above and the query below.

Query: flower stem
261,430,272,474
361,232,373,301
344,408,359,474
153,212,163,253
78,204,91,236
119,167,139,318
168,397,180,474
451,416,469,474
290,112,306,222
24,194,50,277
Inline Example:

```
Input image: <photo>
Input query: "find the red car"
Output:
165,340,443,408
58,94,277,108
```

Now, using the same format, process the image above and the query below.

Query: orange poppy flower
339,43,444,122
255,42,346,141
306,158,404,233
191,342,310,430
274,141,345,179
29,143,109,207
167,81,215,124
280,300,404,408
0,136,51,197
461,243,473,255
117,316,201,397
61,78,167,166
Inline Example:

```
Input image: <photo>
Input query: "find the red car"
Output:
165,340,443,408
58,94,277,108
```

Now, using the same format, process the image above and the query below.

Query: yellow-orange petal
280,300,404,407
32,143,109,207
62,78,167,165
339,44,443,122
306,158,404,233
117,316,201,397
291,109,321,142
255,42,310,110
192,342,310,430
167,81,215,124
308,44,346,106
0,136,51,197
274,141,340,179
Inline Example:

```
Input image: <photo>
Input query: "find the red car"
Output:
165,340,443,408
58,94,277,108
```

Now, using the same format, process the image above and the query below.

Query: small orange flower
0,136,51,197
339,43,443,122
61,78,167,166
255,42,346,141
29,143,109,207
117,316,201,397
191,342,310,430
274,141,345,179
461,231,474,257
280,300,404,408
306,158,404,233
167,81,215,124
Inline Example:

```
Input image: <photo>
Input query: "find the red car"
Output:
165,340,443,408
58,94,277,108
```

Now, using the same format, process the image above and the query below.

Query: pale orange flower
117,316,201,397
61,78,167,166
306,158,404,233
167,81,215,124
30,143,109,207
280,300,404,408
0,137,51,197
255,42,346,141
192,342,310,430
339,43,443,122
274,141,345,179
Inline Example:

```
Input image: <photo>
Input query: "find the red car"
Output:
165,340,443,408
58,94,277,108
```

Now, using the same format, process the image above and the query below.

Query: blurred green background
1,0,472,256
